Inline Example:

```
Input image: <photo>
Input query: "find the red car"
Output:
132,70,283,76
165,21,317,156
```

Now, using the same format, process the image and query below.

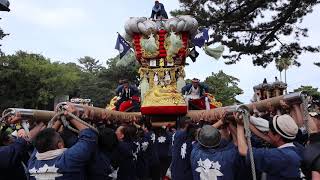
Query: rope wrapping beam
60,115,79,134
66,112,98,134
301,94,310,136
47,112,64,128
47,110,98,134
237,105,257,180
0,112,11,123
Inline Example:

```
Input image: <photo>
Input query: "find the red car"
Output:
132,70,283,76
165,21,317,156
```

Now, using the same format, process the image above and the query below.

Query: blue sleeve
61,128,97,167
27,149,37,169
116,85,122,95
0,138,28,168
181,84,189,95
110,144,124,169
131,86,139,96
167,133,172,146
173,131,182,144
111,142,132,169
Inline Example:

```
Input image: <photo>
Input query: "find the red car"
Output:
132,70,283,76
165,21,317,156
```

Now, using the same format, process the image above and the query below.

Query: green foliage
1,51,244,110
204,70,243,105
74,55,139,108
78,56,104,73
0,51,81,110
0,51,140,111
276,58,292,72
96,55,140,105
0,27,8,55
294,85,320,100
172,0,320,67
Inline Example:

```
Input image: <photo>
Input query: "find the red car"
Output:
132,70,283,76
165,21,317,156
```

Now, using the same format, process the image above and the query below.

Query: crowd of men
1,101,320,180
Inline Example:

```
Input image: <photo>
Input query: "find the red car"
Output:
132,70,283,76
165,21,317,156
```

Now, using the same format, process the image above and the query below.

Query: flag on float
115,34,131,59
192,28,209,48
189,47,199,62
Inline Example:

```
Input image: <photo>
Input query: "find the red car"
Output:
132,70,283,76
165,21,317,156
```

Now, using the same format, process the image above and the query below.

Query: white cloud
12,1,87,28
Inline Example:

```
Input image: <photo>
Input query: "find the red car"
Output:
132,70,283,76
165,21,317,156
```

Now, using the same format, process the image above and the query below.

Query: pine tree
172,0,320,67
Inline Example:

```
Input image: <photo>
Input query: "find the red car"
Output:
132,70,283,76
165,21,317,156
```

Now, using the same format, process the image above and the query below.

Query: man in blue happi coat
115,80,139,111
171,117,197,180
150,0,168,19
237,114,303,180
191,116,244,180
87,127,119,180
113,124,140,180
0,122,45,180
28,105,98,180
141,118,160,180
156,126,173,179
131,116,160,180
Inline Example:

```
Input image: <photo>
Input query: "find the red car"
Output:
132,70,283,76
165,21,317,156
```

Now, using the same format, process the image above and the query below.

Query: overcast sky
1,0,319,103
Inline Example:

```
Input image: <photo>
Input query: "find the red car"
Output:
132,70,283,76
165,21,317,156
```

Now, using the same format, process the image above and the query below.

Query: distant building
251,77,287,102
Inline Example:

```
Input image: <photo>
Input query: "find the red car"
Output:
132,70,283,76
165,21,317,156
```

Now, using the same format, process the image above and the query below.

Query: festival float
0,16,311,131
108,16,222,116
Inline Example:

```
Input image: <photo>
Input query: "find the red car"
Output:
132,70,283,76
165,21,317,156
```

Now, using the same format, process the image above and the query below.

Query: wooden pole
2,92,304,126
2,108,56,123
186,92,303,123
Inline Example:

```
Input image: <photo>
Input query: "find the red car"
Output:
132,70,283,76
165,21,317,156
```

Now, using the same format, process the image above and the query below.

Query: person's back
112,125,139,180
0,123,44,180
252,144,302,180
156,129,173,178
302,133,320,179
87,149,113,180
237,114,303,180
144,130,160,179
171,129,193,180
191,124,244,180
28,127,97,180
112,140,138,180
87,127,118,180
0,138,30,180
191,140,242,180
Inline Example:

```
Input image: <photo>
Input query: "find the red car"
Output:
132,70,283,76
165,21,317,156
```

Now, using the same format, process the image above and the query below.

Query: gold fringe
170,69,176,83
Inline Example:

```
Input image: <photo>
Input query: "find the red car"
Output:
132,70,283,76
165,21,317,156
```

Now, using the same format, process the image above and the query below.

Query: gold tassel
158,68,165,79
149,71,155,88
170,69,176,83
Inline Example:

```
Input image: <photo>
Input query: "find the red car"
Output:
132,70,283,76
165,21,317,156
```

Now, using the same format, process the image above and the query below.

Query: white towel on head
250,116,269,132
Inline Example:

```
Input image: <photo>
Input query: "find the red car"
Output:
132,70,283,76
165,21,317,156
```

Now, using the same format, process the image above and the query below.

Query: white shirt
278,142,295,149
189,86,200,99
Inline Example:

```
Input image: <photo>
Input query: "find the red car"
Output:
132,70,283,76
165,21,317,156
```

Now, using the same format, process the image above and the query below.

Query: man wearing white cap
237,114,303,180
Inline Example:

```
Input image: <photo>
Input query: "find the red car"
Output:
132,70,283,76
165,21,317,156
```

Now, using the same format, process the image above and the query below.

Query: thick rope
47,111,98,134
0,112,11,123
239,107,257,180
60,115,79,134
47,112,64,128
66,112,98,133
301,94,310,136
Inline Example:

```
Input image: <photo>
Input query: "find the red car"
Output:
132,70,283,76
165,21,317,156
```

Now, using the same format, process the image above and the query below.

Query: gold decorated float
118,16,222,115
